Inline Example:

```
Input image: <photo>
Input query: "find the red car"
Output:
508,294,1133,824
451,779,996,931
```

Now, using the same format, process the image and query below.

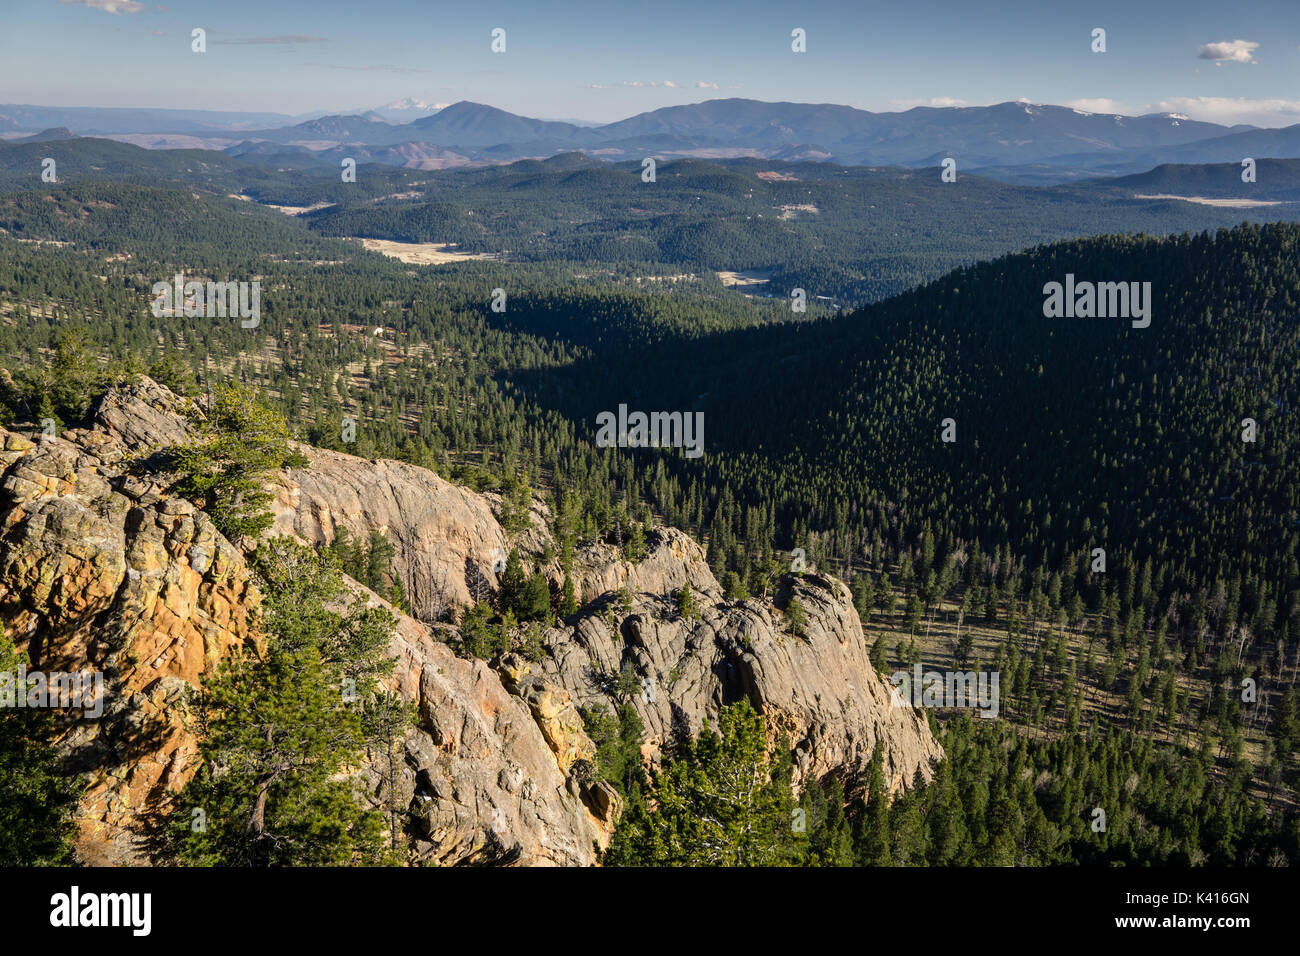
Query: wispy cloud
306,62,432,75
696,81,719,89
213,35,328,46
589,80,688,89
1196,39,1259,64
891,96,969,109
58,0,144,13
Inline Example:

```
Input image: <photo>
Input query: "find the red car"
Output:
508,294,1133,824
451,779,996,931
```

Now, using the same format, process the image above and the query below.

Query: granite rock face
0,381,257,865
269,452,942,797
0,381,612,865
544,532,941,794
357,592,615,866
0,380,940,866
269,447,510,621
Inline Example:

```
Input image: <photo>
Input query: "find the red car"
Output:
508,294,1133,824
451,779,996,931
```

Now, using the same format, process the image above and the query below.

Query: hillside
1101,159,1300,202
0,378,938,864
6,138,1300,306
0,162,1297,869
542,222,1300,596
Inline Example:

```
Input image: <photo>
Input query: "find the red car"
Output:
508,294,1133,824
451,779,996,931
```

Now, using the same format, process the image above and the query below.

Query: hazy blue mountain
0,104,304,134
1095,158,1300,201
1117,123,1300,167
13,127,77,143
254,114,401,143
7,98,1298,182
590,99,1247,164
404,102,586,147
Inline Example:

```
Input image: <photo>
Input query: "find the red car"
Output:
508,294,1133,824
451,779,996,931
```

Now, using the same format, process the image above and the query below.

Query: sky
2,0,1299,126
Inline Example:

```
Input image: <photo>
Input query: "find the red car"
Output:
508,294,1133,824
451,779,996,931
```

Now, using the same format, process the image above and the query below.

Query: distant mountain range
362,98,448,124
4,98,1299,183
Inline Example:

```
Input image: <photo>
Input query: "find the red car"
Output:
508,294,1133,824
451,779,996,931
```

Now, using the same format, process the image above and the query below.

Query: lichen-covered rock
0,382,616,866
0,381,256,865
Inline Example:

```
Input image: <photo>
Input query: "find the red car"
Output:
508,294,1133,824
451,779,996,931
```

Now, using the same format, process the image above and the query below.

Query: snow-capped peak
383,98,442,112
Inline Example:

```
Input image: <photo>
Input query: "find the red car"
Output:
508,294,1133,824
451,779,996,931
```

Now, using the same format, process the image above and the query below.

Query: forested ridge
6,138,1298,304
1,151,1298,864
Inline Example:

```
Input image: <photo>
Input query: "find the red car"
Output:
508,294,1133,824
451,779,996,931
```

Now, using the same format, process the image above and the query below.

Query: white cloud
307,62,431,75
214,35,327,45
1063,98,1128,114
696,81,719,89
891,96,969,109
1152,96,1300,127
1196,40,1259,63
58,0,144,13
589,80,689,90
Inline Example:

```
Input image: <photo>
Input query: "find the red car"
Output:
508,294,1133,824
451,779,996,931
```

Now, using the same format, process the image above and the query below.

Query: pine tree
559,573,579,617
675,584,699,620
497,549,529,616
1270,687,1297,761
362,690,417,855
169,538,396,866
625,522,647,562
856,742,892,865
522,571,553,624
723,570,750,601
785,596,808,637
172,383,307,542
365,530,395,593
605,699,794,866
0,628,82,865
870,636,889,674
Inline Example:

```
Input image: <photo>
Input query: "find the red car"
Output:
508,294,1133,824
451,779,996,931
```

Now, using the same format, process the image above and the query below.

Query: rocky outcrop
270,456,942,797
0,382,258,865
541,532,940,794
356,596,614,865
0,379,940,866
269,448,509,621
0,380,615,865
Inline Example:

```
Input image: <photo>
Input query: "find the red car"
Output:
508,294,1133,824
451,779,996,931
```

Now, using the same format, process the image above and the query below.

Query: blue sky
2,0,1299,125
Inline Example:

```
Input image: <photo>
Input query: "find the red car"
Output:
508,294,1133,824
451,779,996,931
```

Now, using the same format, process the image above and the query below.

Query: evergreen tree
169,538,396,866
675,584,699,620
856,742,891,865
606,699,794,866
785,596,808,638
0,628,83,865
172,383,307,542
